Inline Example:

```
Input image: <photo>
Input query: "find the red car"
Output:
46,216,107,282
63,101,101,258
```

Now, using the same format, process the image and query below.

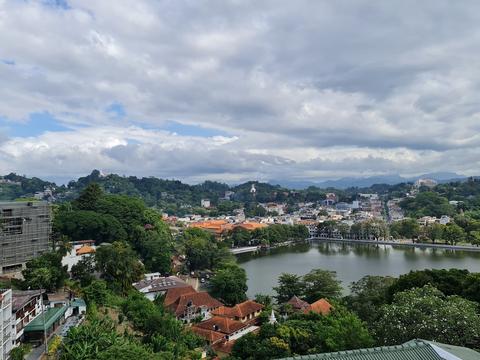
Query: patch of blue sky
106,102,126,119
0,59,15,66
41,0,71,10
1,112,70,137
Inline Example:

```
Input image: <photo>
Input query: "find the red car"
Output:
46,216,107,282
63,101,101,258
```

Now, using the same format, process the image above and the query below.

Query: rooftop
24,306,67,332
12,289,44,312
211,300,264,319
133,276,189,292
279,339,480,360
193,316,247,335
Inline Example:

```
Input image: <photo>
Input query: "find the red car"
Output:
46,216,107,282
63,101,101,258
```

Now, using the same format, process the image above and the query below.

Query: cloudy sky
0,0,479,183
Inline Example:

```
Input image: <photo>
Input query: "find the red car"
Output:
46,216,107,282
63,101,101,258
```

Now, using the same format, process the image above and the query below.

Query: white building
0,289,13,360
201,199,211,208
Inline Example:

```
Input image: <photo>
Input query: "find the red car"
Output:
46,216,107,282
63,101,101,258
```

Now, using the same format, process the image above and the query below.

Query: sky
0,0,480,184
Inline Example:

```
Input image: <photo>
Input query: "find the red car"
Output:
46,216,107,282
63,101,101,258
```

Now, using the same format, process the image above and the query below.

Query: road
310,237,480,252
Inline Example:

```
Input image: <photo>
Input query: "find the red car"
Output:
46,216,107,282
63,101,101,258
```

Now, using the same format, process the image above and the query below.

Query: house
286,295,309,311
278,339,479,359
11,290,44,346
133,276,191,301
201,199,211,208
61,240,96,271
164,287,223,323
191,316,260,357
211,300,264,324
285,296,332,316
303,299,332,315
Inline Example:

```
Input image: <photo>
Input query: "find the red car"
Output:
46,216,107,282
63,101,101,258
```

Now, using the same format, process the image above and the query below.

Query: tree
425,223,445,243
95,242,144,294
374,285,480,346
345,275,396,324
22,252,68,292
54,209,128,244
231,307,373,359
71,255,96,287
443,223,466,245
273,273,305,304
468,230,480,246
389,218,420,239
387,268,470,301
83,280,109,306
209,263,248,306
74,183,104,211
302,269,342,303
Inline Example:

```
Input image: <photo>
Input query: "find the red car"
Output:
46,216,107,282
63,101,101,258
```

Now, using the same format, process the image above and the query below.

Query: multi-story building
0,202,51,274
0,289,13,360
11,290,44,347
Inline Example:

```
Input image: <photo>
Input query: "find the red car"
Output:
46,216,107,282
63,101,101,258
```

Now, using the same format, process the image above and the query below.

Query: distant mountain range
270,172,468,190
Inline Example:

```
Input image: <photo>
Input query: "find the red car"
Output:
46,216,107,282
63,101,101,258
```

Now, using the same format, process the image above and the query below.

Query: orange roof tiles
164,286,197,307
235,222,268,231
303,298,333,315
211,300,264,319
168,291,223,317
76,245,95,255
194,316,247,335
190,326,224,344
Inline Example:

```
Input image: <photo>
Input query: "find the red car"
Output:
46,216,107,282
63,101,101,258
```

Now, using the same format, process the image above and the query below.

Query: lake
237,242,480,298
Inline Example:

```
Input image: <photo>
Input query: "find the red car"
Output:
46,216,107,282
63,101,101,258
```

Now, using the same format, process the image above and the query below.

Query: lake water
237,242,480,298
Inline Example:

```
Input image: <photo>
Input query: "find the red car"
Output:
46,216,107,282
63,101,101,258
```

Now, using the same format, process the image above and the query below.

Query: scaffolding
0,202,51,273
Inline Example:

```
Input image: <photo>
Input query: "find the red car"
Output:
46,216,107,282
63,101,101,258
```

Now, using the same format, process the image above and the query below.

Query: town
0,171,479,359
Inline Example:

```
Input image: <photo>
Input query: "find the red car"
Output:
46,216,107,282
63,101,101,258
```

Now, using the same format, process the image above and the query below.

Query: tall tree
273,273,305,304
95,241,144,294
74,183,103,211
209,263,248,306
303,269,342,303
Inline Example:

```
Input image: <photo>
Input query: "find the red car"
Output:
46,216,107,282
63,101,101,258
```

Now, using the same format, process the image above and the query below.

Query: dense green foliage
95,242,144,294
181,228,233,271
59,317,163,360
209,263,248,306
345,276,396,324
120,292,203,358
273,269,341,304
21,252,68,292
373,286,480,347
387,268,480,303
400,192,455,218
228,224,309,247
230,308,373,359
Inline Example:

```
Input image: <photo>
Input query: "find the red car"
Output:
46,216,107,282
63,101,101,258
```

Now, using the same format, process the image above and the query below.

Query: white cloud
0,0,480,182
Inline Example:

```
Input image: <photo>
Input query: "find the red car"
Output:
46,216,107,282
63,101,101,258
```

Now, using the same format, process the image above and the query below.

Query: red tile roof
194,316,247,335
211,300,264,319
164,286,196,307
212,339,236,354
190,326,224,344
168,292,223,317
303,298,333,315
286,295,309,310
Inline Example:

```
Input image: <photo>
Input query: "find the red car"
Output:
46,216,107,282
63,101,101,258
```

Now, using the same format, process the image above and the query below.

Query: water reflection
238,242,480,298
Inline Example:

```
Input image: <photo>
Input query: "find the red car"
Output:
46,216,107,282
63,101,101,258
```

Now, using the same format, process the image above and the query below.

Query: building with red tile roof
211,300,264,323
166,290,223,323
286,295,309,311
194,316,247,336
303,298,333,315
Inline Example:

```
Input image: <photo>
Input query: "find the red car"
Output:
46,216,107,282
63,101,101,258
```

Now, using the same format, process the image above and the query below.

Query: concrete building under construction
0,202,51,274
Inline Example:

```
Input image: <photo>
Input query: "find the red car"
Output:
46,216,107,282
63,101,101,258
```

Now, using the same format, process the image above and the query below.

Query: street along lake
236,242,480,298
